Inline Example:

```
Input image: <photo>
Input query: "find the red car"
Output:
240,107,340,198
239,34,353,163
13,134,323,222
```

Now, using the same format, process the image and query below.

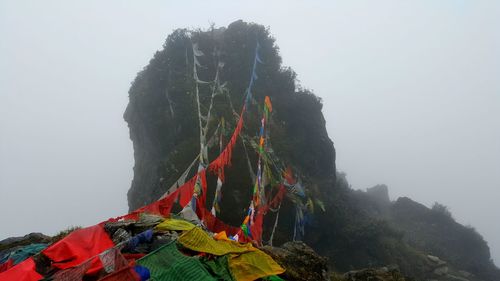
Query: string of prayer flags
245,41,263,105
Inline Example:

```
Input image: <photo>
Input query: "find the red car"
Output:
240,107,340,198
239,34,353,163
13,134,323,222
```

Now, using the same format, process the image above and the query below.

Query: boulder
261,241,329,281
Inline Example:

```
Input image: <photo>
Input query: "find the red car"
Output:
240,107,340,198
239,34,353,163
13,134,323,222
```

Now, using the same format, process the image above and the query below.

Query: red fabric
99,248,129,274
208,107,246,182
262,185,287,213
42,224,114,274
250,184,287,244
52,259,92,281
195,198,241,237
97,266,140,281
199,170,208,206
251,208,264,244
0,258,42,281
0,259,13,273
178,177,196,207
122,253,145,262
141,189,178,217
116,173,198,222
191,184,286,244
283,166,296,185
120,187,183,221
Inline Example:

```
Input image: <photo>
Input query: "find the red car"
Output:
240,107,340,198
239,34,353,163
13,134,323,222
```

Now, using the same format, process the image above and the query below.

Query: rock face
390,197,500,281
366,184,390,204
345,190,500,281
261,241,329,281
124,20,336,245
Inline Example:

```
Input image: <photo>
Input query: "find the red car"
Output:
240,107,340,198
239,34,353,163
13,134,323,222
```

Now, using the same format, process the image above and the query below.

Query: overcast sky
1,0,499,265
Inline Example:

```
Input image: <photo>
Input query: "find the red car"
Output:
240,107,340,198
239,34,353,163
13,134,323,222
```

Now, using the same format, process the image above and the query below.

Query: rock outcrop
0,233,50,258
342,267,407,281
121,20,500,281
124,20,336,231
261,241,329,281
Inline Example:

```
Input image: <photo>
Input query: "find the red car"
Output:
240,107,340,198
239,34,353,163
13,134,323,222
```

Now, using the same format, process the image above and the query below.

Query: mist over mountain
1,1,499,280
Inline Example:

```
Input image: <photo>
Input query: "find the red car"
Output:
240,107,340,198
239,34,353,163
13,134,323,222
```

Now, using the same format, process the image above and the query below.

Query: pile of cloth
0,214,285,281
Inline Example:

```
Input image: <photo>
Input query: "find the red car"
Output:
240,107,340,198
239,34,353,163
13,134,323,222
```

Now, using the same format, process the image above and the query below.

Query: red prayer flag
97,266,140,281
0,259,13,273
52,259,92,281
42,224,114,275
0,258,42,281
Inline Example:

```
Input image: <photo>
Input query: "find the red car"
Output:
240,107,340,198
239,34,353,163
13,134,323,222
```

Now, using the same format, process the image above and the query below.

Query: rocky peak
366,184,390,204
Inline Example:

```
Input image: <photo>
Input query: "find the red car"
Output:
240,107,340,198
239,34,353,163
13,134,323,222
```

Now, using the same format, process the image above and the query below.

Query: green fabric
9,243,48,265
137,241,216,281
201,255,236,281
263,275,285,281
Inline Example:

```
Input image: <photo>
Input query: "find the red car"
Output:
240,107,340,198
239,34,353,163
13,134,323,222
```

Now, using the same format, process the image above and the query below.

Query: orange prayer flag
214,231,230,241
264,96,272,112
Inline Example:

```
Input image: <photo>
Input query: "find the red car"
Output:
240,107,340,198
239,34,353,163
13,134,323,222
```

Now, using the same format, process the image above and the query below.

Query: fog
1,0,499,265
